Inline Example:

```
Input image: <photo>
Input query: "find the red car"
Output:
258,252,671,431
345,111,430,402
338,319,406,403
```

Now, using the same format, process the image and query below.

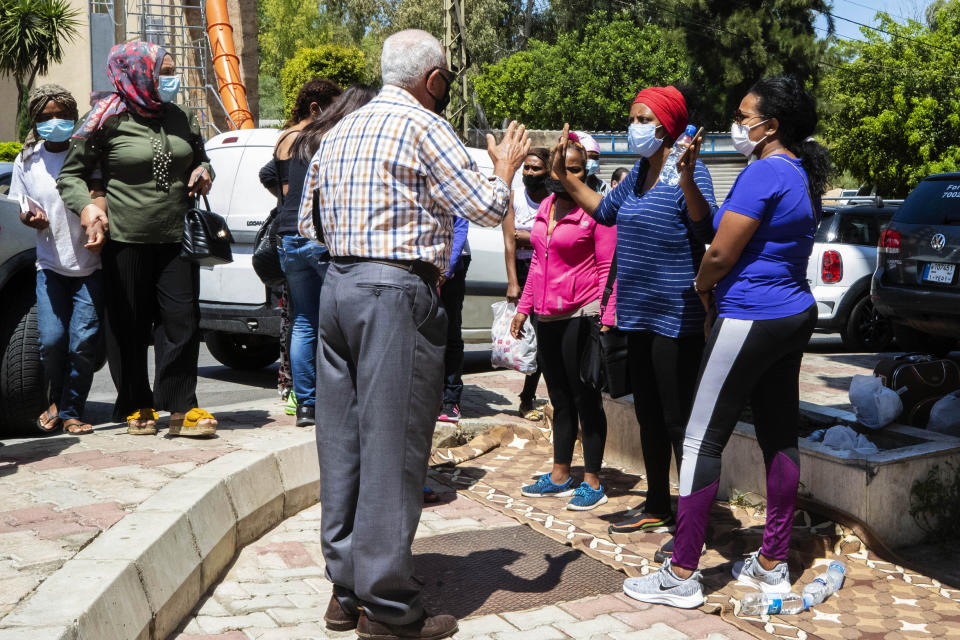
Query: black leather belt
331,256,441,287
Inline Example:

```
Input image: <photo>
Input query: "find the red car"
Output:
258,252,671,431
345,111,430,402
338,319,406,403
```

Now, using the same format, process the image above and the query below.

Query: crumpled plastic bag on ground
821,425,879,455
927,390,960,436
849,374,902,429
490,301,537,374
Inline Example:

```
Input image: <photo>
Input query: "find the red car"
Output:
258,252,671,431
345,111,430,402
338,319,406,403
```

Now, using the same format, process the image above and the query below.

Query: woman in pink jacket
510,136,617,511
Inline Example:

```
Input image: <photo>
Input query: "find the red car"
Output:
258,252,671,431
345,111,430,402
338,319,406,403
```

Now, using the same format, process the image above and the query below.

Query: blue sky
816,0,924,41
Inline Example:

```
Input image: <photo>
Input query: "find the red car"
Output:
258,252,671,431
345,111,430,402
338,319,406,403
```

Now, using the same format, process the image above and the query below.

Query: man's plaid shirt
299,85,510,272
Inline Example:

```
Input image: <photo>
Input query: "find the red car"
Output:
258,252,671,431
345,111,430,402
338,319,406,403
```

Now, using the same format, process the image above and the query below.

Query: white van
200,129,519,369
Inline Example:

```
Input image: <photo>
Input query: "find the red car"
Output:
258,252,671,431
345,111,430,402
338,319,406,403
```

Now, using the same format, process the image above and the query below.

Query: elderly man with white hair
298,29,529,640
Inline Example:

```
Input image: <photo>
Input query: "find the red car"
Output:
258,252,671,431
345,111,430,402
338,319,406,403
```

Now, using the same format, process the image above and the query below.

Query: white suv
808,197,901,351
200,129,518,369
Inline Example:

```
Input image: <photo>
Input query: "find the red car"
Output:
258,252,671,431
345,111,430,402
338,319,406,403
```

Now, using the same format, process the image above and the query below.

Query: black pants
440,256,470,406
516,256,540,403
536,317,607,474
103,241,200,420
627,330,705,515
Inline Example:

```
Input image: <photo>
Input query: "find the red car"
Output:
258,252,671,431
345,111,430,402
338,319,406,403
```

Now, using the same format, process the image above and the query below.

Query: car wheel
205,330,279,370
841,295,894,352
0,302,47,435
893,325,958,357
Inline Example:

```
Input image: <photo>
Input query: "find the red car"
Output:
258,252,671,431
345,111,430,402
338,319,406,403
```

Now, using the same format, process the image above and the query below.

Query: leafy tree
474,15,687,130
0,0,80,141
0,141,23,161
661,0,832,129
927,0,948,28
280,44,366,117
821,3,960,196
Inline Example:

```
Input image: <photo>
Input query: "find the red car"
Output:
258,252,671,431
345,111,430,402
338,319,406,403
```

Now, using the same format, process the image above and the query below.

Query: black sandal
37,410,60,433
63,420,93,435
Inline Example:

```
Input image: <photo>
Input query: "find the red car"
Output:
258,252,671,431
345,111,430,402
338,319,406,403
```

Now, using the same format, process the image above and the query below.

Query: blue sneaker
566,482,609,511
521,473,577,498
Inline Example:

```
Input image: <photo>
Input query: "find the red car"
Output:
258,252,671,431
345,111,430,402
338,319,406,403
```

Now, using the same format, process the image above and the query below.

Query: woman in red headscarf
57,41,218,438
552,86,717,544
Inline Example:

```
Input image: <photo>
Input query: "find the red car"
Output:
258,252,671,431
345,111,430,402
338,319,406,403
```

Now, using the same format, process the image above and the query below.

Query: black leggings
102,241,201,420
627,331,705,515
536,317,607,474
516,256,541,402
673,305,817,570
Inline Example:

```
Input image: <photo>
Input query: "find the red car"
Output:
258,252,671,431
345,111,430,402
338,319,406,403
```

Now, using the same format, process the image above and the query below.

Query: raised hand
551,123,571,179
677,133,703,189
488,120,531,176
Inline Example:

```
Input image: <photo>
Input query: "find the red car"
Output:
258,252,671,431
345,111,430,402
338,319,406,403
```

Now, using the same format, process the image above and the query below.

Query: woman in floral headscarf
58,41,218,438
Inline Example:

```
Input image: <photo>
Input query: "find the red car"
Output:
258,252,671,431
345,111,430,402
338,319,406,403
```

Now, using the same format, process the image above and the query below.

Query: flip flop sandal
126,409,158,435
63,420,93,435
37,410,60,433
169,408,217,438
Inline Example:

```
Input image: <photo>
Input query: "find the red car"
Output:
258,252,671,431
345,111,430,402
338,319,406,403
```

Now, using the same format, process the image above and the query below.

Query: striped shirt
298,85,510,271
594,158,717,337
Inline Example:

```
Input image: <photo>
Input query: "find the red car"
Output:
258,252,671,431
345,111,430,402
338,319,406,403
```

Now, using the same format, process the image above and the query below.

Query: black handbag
181,195,233,266
252,207,285,288
580,252,631,397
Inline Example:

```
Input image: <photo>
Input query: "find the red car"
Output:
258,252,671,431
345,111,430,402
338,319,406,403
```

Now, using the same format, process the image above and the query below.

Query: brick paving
0,346,878,635
170,486,754,640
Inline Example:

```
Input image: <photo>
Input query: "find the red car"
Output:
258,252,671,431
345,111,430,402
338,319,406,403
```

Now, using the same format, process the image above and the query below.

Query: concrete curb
0,432,320,640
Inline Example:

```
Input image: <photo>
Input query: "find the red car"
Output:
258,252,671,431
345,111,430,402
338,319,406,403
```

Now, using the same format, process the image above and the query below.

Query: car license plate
924,263,956,284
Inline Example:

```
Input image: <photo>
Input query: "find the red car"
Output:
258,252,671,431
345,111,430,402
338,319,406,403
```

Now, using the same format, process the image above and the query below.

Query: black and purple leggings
672,305,817,571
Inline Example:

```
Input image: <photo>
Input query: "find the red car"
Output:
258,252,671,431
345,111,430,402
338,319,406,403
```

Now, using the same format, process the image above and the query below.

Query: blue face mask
157,75,181,103
585,158,600,176
627,122,663,158
36,118,75,143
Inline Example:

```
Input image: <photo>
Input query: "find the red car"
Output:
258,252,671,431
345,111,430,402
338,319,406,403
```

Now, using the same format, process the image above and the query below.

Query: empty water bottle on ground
659,124,698,187
801,560,846,608
740,592,806,615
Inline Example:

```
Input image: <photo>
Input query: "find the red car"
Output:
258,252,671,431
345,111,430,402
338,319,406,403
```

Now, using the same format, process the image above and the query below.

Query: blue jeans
278,234,329,408
36,269,104,420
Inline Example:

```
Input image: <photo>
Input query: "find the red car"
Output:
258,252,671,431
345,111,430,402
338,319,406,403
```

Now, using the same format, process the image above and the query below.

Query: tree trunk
520,0,535,50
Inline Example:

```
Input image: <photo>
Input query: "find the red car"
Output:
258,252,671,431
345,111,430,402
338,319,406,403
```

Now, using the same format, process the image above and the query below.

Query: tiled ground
170,483,754,640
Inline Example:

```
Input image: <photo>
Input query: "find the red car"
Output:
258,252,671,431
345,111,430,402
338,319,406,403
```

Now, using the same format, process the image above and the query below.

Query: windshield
895,179,960,225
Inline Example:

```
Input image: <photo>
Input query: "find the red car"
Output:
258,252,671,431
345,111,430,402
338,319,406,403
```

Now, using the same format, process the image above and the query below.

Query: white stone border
0,434,321,640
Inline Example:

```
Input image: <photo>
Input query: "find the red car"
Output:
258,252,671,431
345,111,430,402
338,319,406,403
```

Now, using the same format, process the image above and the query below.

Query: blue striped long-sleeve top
593,158,718,337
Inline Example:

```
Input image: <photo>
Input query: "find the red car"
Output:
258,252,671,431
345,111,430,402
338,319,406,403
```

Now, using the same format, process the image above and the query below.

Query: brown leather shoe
356,611,458,640
324,595,359,631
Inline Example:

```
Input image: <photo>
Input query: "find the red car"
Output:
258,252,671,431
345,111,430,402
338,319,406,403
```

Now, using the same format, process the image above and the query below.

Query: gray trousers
316,260,447,624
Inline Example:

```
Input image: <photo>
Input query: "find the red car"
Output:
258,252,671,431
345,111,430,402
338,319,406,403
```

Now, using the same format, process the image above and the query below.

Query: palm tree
0,0,80,140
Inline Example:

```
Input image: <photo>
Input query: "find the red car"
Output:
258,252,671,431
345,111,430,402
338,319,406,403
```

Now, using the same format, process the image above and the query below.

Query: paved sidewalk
0,347,876,636
171,483,754,640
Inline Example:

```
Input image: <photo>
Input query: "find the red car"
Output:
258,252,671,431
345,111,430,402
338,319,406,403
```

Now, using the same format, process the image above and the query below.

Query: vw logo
931,233,947,251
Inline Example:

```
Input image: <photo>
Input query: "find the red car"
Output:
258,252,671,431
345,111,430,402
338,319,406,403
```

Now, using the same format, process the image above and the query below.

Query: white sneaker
623,559,705,609
732,551,791,593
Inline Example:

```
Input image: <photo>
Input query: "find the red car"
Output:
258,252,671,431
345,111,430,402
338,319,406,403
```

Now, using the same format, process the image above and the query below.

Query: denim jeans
36,269,104,420
278,234,329,408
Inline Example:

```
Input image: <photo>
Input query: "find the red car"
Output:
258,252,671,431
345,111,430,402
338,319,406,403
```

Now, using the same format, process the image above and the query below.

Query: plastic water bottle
801,560,846,608
659,124,698,187
740,592,806,615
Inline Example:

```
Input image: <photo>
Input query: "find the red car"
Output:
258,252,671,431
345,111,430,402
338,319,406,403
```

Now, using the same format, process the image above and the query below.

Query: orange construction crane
205,0,254,130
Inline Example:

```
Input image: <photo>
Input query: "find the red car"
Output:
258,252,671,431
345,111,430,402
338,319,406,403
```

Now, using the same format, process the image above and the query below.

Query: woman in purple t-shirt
623,76,829,608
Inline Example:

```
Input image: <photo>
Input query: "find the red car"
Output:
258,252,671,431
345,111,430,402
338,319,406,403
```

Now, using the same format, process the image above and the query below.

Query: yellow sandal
126,409,158,435
169,408,217,438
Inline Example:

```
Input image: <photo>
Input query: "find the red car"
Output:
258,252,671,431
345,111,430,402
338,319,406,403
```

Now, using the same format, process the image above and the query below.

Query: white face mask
627,123,663,157
730,119,770,157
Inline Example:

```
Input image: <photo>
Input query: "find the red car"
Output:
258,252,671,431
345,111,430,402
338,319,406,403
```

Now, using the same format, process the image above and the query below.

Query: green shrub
280,45,366,120
0,142,23,162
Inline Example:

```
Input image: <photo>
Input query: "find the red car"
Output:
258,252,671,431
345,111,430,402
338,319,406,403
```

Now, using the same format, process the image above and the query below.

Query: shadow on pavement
209,409,275,431
197,364,280,389
0,436,81,477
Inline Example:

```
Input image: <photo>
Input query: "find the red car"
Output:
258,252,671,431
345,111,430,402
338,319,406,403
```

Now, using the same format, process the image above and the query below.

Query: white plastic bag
490,301,537,374
849,374,902,430
822,425,879,454
927,390,960,436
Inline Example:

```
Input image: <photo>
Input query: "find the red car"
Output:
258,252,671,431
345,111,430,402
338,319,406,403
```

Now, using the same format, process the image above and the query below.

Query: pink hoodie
518,193,617,326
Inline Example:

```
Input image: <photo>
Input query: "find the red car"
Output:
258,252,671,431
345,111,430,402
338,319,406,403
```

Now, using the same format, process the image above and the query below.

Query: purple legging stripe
760,451,800,561
672,479,720,570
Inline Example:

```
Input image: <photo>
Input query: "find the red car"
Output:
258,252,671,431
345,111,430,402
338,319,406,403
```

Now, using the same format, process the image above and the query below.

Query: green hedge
0,142,23,162
280,45,366,120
